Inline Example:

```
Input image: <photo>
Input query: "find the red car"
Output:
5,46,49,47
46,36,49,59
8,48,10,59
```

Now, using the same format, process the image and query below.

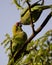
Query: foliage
14,30,52,65
12,0,32,9
1,30,52,65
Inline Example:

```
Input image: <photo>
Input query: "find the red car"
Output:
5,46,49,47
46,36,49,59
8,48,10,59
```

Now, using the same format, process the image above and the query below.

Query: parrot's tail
40,5,52,10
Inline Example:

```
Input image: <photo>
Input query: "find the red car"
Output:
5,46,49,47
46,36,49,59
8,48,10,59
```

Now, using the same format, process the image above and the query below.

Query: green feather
12,25,27,55
20,4,52,25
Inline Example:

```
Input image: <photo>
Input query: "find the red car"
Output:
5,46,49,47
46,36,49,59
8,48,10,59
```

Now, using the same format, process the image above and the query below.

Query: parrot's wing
20,7,28,17
12,31,27,54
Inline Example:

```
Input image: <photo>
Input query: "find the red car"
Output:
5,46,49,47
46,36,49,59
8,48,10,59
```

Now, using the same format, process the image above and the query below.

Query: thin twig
41,0,44,5
26,1,35,33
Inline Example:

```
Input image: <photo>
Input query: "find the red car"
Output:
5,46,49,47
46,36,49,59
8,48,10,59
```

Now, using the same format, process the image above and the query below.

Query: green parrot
12,22,27,55
20,3,52,25
7,22,27,65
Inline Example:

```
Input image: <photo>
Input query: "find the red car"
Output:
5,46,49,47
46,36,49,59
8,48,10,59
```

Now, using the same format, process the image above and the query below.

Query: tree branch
14,12,52,62
26,1,35,33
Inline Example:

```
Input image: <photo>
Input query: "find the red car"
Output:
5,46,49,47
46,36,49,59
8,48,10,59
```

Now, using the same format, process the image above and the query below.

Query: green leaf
12,0,23,9
5,47,10,53
4,40,10,48
1,38,8,45
50,44,52,50
5,33,11,39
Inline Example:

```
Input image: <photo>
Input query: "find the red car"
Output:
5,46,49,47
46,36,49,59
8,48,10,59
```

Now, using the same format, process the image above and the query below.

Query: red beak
16,22,22,27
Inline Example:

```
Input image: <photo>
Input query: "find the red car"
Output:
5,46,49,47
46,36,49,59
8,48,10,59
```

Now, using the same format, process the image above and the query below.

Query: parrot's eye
19,23,22,27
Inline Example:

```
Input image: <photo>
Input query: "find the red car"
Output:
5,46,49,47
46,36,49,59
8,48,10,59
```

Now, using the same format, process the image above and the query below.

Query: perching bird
20,3,52,25
8,22,27,65
12,22,27,55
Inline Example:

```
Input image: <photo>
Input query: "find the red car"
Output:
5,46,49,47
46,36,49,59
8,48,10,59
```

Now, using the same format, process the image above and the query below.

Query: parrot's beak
16,22,22,27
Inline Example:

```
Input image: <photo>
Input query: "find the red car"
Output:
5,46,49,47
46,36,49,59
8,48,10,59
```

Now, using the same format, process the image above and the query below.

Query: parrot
12,22,27,55
7,22,27,65
20,2,52,25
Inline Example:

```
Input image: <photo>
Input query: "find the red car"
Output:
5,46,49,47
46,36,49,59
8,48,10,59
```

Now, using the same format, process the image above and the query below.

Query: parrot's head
12,22,22,36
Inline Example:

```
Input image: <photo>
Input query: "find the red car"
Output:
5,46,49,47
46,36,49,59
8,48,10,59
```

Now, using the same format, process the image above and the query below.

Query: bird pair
12,0,52,55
